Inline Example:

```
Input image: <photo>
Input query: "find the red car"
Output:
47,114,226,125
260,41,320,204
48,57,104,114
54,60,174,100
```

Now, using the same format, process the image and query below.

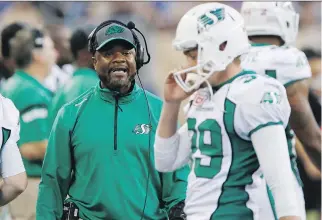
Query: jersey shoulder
227,73,291,140
243,45,311,86
271,46,311,86
227,72,286,105
0,94,19,128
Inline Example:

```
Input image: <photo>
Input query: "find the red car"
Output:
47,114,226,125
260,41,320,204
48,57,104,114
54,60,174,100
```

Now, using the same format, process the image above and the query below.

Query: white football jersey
183,71,290,220
0,94,25,178
241,44,309,186
241,44,311,86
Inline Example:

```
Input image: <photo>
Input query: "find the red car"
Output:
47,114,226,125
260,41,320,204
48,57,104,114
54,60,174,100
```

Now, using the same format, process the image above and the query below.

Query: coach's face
93,41,137,93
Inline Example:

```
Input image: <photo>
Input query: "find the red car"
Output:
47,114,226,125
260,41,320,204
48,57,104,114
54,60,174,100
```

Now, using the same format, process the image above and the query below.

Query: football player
241,2,321,171
154,3,303,220
0,95,27,206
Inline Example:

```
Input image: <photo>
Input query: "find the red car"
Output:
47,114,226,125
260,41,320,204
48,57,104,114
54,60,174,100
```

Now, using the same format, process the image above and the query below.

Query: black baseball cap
95,23,136,51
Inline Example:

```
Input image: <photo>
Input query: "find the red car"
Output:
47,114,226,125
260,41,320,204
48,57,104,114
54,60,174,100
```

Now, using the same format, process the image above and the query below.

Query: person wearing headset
36,20,188,220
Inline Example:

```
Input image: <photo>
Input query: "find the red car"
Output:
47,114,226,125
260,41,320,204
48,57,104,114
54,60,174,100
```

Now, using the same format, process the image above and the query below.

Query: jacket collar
96,81,141,104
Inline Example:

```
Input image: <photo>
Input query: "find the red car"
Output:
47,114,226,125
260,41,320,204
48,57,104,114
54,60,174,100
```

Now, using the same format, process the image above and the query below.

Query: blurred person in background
0,22,26,85
297,48,321,220
240,2,321,170
0,27,56,220
49,24,98,127
43,24,74,93
37,20,188,220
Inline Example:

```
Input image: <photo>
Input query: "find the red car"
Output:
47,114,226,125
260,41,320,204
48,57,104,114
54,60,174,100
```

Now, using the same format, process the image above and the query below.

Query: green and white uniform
0,94,25,178
155,70,291,220
241,44,309,217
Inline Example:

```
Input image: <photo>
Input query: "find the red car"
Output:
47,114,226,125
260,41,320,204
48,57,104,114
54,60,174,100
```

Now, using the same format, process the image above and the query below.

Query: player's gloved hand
168,201,186,220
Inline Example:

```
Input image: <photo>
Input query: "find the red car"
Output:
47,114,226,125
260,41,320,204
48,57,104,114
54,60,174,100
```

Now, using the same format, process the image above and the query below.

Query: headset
31,28,45,48
88,20,153,220
87,20,150,71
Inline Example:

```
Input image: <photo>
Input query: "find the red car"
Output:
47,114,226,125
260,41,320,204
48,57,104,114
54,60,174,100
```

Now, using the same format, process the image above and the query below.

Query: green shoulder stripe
248,121,283,138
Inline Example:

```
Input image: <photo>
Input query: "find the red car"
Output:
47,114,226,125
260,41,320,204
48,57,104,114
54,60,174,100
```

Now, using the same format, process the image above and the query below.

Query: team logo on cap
106,25,125,36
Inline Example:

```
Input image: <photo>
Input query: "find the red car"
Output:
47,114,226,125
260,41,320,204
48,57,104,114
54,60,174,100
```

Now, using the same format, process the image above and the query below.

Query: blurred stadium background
0,1,320,220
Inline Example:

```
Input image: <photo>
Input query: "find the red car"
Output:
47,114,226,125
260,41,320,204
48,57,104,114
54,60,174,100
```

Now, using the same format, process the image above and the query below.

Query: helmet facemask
173,7,250,95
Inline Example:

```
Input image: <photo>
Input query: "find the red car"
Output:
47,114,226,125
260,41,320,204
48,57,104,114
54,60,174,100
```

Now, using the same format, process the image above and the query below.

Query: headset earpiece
131,31,145,70
88,28,97,54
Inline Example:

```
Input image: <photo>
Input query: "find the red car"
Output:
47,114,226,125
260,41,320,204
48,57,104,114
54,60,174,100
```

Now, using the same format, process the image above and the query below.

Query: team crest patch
261,92,281,104
198,8,225,31
133,124,152,135
106,25,124,36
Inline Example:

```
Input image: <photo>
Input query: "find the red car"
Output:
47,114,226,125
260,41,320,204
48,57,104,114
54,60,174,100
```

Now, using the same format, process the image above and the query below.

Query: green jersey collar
15,70,53,95
73,68,97,77
212,70,256,91
96,81,141,104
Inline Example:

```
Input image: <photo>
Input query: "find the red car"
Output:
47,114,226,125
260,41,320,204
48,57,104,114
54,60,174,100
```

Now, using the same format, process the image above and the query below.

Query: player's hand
164,68,195,104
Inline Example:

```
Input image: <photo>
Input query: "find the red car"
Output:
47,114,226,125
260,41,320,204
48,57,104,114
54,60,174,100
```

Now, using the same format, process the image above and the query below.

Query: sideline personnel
36,20,188,220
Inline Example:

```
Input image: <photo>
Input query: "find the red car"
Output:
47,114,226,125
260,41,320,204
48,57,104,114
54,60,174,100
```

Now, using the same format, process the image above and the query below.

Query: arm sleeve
160,165,189,212
251,125,302,218
36,107,73,220
154,123,192,172
234,79,291,141
19,105,50,145
1,123,25,178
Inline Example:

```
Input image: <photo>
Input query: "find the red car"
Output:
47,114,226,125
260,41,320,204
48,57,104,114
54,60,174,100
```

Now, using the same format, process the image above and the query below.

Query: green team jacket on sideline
0,70,52,177
49,67,98,127
36,82,189,220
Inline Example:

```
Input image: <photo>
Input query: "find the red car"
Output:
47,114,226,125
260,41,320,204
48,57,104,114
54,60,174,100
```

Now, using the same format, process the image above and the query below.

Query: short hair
1,22,27,58
10,29,35,69
70,25,95,59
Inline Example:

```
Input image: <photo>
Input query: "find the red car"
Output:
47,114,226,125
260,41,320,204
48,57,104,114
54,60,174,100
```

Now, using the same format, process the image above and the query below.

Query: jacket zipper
114,96,119,150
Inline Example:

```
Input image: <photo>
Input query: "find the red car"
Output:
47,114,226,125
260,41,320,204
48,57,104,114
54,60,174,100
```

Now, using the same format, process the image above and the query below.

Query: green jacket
36,82,189,220
49,67,98,126
0,70,52,177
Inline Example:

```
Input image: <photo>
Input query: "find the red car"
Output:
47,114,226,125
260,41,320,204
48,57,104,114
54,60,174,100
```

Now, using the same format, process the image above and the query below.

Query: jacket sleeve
36,106,73,220
160,165,189,212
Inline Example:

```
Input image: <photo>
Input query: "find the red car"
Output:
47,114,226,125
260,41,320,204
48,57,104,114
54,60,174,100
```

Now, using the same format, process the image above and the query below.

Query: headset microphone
127,21,151,65
127,21,136,30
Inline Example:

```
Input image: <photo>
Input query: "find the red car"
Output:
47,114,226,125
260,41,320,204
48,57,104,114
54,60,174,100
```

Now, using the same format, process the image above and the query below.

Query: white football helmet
241,2,299,45
173,3,217,51
173,3,250,93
